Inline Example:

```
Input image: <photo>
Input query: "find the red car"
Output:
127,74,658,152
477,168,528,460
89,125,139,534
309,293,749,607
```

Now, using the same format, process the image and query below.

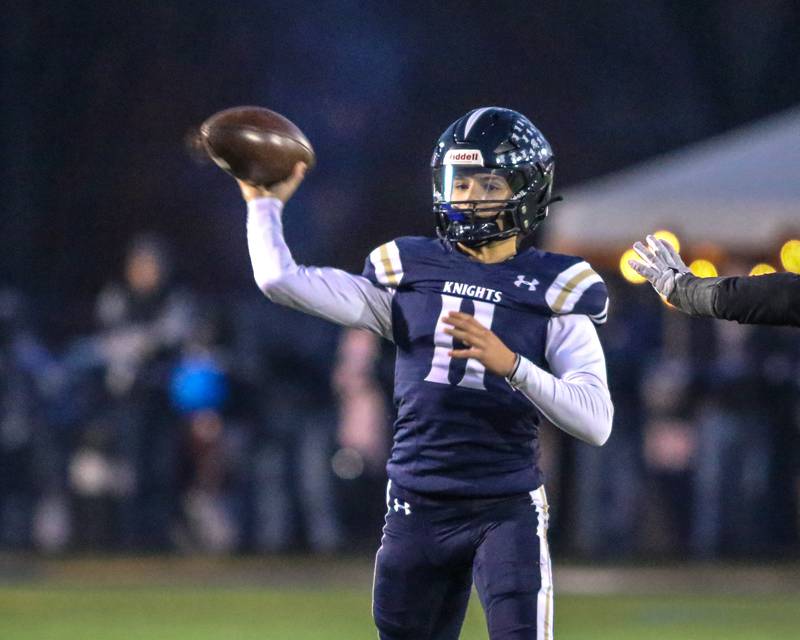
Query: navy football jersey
363,236,608,497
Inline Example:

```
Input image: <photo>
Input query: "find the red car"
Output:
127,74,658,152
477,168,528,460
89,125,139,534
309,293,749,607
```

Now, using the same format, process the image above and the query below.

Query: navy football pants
372,482,553,640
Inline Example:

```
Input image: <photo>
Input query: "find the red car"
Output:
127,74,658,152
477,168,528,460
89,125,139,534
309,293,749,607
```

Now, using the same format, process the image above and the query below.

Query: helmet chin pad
435,204,522,246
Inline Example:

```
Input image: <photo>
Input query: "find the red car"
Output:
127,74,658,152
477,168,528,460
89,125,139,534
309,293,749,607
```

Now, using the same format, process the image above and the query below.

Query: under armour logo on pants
393,498,411,515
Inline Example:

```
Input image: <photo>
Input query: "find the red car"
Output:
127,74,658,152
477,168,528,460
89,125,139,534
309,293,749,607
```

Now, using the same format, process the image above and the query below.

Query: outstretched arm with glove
628,234,800,327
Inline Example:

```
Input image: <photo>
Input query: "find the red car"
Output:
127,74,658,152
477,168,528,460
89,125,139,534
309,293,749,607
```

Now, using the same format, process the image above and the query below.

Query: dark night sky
2,1,799,316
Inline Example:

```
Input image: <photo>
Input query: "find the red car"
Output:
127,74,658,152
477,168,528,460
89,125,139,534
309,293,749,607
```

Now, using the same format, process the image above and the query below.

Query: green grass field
1,558,798,639
1,586,799,639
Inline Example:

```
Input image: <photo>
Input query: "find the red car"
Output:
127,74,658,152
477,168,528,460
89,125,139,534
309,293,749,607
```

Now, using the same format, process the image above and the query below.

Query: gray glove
629,235,690,299
629,235,722,317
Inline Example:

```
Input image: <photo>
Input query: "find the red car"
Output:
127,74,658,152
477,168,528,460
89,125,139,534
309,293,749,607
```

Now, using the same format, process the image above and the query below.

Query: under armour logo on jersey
392,498,411,515
514,275,540,291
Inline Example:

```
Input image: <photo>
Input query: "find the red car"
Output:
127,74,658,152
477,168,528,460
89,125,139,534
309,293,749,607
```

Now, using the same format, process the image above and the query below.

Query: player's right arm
239,167,394,340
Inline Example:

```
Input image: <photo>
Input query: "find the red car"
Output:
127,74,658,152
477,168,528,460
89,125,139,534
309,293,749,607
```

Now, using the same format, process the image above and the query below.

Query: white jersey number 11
424,294,497,390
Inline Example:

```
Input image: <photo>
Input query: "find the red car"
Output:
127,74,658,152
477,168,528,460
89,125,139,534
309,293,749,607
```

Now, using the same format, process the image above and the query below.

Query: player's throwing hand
237,161,307,203
629,234,691,299
443,311,518,377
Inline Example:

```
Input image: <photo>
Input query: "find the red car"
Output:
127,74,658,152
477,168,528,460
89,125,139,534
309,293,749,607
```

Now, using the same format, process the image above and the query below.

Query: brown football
199,106,315,186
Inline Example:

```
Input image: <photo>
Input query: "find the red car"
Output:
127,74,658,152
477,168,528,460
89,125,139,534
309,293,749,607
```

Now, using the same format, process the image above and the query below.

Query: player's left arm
443,312,613,446
516,314,613,446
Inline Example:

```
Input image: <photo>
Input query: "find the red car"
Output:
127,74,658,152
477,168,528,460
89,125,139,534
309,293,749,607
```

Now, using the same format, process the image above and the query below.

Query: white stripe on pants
530,487,554,640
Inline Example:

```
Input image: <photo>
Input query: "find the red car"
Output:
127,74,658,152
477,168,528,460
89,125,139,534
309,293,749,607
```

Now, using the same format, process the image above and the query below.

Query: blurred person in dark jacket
84,234,195,549
95,234,195,396
687,301,798,557
233,295,342,553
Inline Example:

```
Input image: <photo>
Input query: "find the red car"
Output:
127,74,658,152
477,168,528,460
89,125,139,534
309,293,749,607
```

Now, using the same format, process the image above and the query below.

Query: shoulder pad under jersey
536,252,609,324
362,236,441,289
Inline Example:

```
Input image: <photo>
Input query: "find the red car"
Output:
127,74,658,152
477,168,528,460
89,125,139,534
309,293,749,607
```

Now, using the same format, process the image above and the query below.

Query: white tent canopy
549,106,800,254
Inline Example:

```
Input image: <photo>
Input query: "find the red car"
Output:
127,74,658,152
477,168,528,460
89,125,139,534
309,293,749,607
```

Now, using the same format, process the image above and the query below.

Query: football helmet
431,107,557,246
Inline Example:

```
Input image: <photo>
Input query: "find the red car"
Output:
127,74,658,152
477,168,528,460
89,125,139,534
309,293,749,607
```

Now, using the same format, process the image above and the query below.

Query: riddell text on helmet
443,149,484,166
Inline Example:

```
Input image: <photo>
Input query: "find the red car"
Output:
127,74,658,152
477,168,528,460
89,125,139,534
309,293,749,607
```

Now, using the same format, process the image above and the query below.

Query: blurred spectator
68,413,135,549
689,312,800,557
0,288,49,548
71,234,196,550
233,295,342,553
333,329,390,474
639,353,695,555
171,304,249,553
332,329,393,546
94,234,194,396
572,275,658,557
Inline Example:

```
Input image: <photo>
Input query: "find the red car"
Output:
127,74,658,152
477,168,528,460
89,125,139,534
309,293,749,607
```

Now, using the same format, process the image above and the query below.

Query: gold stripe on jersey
545,261,604,315
380,244,400,286
369,241,404,287
552,268,594,312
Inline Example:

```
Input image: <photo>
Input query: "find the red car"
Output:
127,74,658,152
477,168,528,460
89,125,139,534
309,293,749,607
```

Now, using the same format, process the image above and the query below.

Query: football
199,106,315,187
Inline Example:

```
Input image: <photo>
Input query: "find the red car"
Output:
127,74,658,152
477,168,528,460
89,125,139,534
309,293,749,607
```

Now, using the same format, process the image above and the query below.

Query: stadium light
749,263,776,276
653,229,680,253
620,248,647,284
780,239,800,273
689,259,718,278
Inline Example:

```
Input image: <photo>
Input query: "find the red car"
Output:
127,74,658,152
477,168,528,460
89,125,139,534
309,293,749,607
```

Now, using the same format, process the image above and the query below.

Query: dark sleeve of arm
713,273,800,327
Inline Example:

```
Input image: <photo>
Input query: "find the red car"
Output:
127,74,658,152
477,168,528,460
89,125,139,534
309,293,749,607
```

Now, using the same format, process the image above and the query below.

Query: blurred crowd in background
1,232,798,559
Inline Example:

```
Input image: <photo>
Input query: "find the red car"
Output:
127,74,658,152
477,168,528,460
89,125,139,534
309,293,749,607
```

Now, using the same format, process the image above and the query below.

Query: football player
240,107,613,639
630,235,800,327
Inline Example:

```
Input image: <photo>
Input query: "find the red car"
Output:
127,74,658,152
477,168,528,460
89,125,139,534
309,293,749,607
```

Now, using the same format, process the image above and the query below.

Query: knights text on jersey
362,236,609,497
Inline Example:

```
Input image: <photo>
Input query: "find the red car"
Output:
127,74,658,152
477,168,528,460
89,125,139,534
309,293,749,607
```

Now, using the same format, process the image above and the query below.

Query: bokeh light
331,448,365,480
653,230,680,253
689,259,718,277
620,248,647,284
749,263,776,276
780,239,800,273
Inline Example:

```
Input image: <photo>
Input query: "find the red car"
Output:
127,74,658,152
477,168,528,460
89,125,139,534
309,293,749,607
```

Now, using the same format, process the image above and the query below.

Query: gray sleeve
246,197,394,341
